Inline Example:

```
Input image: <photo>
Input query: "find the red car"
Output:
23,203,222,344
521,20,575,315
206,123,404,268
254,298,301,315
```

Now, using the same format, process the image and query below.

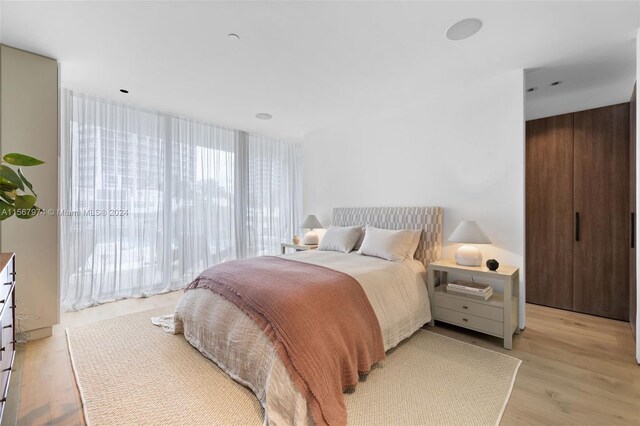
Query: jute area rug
66,307,521,426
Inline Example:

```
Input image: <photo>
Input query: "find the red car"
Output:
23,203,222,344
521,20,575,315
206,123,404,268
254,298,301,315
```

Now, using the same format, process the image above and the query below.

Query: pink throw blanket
186,256,386,425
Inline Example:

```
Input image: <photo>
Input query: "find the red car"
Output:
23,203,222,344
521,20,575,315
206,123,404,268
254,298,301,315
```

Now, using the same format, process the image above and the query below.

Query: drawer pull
1,367,10,373
2,283,10,287
462,305,468,309
2,325,11,330
462,318,468,322
9,272,15,277
0,347,4,352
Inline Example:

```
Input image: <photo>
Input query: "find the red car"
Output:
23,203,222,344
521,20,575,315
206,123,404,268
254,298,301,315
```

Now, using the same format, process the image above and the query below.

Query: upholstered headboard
332,207,442,267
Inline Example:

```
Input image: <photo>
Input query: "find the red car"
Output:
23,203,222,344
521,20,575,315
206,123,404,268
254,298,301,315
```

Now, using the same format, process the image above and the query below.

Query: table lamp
301,215,323,245
448,221,492,266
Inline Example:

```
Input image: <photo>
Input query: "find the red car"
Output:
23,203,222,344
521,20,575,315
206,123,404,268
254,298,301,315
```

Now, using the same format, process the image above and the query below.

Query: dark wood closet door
573,103,630,321
630,84,636,334
526,114,574,310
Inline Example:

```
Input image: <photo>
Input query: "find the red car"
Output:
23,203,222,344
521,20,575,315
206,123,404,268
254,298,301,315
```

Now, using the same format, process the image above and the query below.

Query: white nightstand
280,243,318,254
427,260,521,349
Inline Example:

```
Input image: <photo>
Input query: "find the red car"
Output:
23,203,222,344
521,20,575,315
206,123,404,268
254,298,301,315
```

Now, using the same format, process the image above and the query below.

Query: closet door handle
631,213,635,249
575,212,580,242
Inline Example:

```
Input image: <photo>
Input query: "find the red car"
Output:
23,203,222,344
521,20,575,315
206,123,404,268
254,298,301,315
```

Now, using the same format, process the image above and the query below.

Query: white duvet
169,251,431,425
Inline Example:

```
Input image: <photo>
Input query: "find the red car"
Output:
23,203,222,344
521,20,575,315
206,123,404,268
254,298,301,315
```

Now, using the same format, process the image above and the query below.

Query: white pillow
318,226,362,253
357,226,415,262
406,229,422,259
352,226,366,251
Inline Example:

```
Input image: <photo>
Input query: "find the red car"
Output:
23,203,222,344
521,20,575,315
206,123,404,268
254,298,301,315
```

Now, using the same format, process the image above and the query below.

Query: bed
169,207,442,425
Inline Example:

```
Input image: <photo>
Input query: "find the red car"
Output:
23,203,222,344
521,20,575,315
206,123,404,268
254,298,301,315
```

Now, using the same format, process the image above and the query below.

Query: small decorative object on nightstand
292,235,301,244
486,258,499,271
427,260,520,350
301,215,323,245
448,221,491,266
281,243,318,254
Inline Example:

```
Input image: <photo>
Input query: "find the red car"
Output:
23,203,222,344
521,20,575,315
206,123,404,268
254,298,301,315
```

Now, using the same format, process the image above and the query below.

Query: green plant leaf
15,194,36,210
16,205,40,219
3,153,45,166
0,201,15,220
17,168,36,196
0,179,18,192
0,166,24,191
0,192,14,204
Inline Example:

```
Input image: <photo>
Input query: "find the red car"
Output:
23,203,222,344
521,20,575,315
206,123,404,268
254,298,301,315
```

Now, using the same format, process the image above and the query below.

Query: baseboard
18,326,52,342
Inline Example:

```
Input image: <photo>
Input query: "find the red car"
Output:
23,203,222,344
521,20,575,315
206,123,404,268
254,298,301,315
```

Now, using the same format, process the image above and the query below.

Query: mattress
173,250,431,425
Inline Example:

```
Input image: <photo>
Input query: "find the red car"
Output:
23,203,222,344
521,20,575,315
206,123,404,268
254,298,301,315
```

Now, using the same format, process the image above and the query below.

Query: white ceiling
1,1,638,138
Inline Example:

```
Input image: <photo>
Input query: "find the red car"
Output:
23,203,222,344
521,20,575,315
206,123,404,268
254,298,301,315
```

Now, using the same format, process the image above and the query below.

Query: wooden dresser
0,253,15,422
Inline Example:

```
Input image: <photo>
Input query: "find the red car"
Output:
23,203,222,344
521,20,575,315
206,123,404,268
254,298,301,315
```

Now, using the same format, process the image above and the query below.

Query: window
60,92,302,310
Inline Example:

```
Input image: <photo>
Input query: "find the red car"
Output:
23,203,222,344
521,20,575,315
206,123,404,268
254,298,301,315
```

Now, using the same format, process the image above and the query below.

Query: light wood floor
15,291,183,426
14,294,640,426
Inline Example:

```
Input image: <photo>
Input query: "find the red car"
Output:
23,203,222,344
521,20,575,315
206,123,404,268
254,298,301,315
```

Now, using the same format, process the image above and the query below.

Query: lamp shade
301,215,322,230
448,221,491,244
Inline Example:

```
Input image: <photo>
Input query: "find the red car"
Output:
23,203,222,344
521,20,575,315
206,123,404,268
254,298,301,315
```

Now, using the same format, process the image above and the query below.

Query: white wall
0,45,59,339
303,69,526,328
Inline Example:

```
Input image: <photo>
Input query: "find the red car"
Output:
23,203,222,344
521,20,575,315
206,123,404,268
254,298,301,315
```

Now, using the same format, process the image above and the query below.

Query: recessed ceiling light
255,113,272,120
228,33,240,41
120,89,129,94
445,18,483,41
526,87,538,92
550,81,562,86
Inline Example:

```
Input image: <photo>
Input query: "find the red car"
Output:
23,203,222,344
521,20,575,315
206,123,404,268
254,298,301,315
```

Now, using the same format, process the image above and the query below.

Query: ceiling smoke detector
445,18,483,41
255,113,272,120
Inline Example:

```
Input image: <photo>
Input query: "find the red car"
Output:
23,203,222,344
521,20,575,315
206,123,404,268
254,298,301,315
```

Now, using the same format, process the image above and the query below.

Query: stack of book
446,280,493,300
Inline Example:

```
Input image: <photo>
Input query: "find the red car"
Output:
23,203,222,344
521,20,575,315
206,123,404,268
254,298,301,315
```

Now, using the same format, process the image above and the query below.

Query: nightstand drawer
434,306,503,337
434,292,502,321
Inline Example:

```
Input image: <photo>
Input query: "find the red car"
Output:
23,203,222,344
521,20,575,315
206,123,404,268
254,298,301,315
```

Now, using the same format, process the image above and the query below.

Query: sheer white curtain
61,92,302,310
60,94,169,310
169,117,237,284
241,133,303,258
